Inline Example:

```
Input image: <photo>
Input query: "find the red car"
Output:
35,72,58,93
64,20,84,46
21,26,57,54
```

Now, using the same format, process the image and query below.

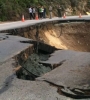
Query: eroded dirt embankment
17,22,90,52
5,22,90,99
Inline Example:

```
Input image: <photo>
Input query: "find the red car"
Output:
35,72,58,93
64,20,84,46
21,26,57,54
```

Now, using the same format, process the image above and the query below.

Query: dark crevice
14,42,60,81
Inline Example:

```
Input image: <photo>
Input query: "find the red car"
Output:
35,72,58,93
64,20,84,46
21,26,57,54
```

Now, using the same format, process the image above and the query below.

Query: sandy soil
38,22,90,52
19,22,90,52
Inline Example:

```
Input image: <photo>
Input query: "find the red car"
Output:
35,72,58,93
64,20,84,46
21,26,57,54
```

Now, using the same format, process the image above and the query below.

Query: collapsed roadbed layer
1,33,90,99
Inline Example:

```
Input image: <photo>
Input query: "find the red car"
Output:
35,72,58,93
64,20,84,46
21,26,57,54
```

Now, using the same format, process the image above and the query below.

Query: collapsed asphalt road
0,33,90,100
37,50,90,98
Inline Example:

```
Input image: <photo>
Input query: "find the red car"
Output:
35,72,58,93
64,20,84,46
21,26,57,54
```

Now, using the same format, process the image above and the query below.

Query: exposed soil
18,22,90,52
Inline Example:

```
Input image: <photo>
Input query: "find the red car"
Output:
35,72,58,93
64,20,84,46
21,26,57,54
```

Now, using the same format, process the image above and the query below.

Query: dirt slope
39,22,90,52
19,22,90,52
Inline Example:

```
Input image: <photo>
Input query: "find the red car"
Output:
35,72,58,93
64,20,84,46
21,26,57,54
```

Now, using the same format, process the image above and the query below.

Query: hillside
0,0,89,21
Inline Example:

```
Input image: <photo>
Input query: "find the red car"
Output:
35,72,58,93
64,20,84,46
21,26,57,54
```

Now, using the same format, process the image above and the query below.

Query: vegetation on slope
0,0,90,21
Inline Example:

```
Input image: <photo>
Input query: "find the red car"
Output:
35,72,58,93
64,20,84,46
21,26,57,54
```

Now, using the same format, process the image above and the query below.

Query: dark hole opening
15,42,58,81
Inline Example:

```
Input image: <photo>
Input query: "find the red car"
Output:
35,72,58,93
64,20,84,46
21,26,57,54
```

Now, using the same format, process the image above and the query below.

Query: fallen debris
17,53,52,80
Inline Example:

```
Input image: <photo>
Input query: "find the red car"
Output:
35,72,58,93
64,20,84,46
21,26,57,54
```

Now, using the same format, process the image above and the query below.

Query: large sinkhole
12,22,90,82
15,41,58,81
8,22,90,99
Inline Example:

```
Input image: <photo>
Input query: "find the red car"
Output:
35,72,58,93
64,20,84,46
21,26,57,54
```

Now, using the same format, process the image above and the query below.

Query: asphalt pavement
0,15,90,31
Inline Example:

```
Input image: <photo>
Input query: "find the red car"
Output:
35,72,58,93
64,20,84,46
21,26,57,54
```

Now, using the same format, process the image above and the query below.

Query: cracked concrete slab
40,50,85,64
37,51,90,90
0,58,73,100
0,59,90,100
0,34,33,64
